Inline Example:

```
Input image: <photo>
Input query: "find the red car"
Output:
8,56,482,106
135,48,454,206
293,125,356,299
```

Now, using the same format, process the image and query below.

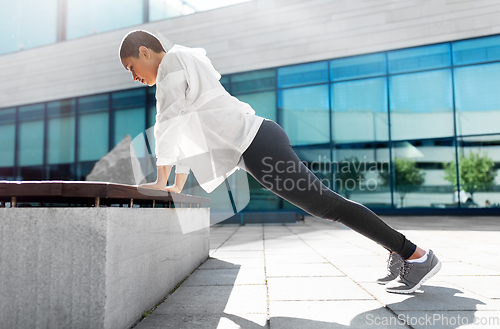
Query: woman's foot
377,252,403,285
138,180,166,191
385,249,442,294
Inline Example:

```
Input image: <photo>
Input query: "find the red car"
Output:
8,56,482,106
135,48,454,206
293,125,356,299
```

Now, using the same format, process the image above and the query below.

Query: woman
119,29,442,294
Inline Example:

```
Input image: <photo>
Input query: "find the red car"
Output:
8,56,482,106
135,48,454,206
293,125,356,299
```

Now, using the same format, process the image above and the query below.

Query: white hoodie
154,44,264,193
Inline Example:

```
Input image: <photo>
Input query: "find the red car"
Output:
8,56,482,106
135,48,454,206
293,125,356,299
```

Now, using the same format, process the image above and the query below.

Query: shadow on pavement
223,285,485,328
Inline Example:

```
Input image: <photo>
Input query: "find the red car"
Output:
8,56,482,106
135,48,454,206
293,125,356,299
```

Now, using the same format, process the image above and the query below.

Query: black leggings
237,119,417,260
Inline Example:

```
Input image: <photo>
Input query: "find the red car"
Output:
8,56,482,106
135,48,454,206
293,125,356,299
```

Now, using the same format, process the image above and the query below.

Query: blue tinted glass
0,0,57,55
78,94,108,114
78,112,109,162
112,89,146,109
236,91,276,121
231,69,276,94
278,62,328,88
391,139,457,208
149,0,195,22
220,76,230,91
0,107,16,124
388,44,451,74
47,99,76,117
454,62,500,136
114,107,146,156
390,69,454,140
333,142,391,207
452,35,500,66
0,108,16,167
18,104,45,121
331,77,388,142
18,120,44,166
279,85,330,146
47,116,75,164
330,53,386,82
67,0,143,40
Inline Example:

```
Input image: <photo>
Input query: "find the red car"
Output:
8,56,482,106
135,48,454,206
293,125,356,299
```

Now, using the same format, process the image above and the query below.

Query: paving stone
135,313,267,329
269,300,406,328
267,277,374,301
198,257,265,270
266,263,344,277
183,268,266,286
210,250,264,259
357,281,498,311
441,276,500,299
154,285,267,315
265,253,327,264
392,310,500,329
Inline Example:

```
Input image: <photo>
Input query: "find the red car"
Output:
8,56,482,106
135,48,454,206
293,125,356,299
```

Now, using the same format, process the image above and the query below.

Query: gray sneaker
385,249,442,294
377,252,403,285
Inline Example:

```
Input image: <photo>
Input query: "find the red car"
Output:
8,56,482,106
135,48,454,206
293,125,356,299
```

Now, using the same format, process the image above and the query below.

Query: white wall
1,0,500,108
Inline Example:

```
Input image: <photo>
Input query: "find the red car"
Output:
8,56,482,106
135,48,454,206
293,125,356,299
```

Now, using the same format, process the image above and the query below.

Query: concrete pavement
134,216,500,328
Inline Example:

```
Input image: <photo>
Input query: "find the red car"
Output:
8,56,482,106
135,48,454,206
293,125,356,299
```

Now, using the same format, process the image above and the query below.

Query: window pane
0,108,16,167
278,62,328,88
390,139,457,208
47,116,75,164
0,0,57,55
457,135,500,208
279,85,330,146
47,164,75,180
78,94,108,114
220,76,230,91
454,63,500,136
330,53,386,82
114,107,146,157
112,89,146,110
67,0,143,40
78,112,109,162
18,120,44,166
18,103,44,121
18,104,45,167
389,69,454,140
149,0,195,22
236,91,276,121
147,105,156,158
388,44,451,74
231,69,275,94
334,142,392,208
331,77,388,143
47,99,76,117
452,34,500,66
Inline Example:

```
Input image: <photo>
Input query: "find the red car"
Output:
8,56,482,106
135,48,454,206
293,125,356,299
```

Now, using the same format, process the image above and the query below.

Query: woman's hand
165,185,182,193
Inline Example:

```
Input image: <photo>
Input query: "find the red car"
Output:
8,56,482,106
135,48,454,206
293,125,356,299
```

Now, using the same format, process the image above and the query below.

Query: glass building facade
0,0,196,56
2,34,500,212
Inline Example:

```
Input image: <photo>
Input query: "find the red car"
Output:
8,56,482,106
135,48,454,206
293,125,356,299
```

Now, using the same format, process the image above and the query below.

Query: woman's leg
237,119,416,260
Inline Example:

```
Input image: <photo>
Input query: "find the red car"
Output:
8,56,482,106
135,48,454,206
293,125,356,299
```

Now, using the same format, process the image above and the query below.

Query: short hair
119,30,166,59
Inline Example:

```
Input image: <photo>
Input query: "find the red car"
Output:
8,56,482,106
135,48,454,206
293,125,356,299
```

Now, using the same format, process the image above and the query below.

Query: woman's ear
139,46,151,60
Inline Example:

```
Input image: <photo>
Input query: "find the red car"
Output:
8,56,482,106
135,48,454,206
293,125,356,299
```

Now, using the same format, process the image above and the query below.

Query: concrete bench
0,181,210,329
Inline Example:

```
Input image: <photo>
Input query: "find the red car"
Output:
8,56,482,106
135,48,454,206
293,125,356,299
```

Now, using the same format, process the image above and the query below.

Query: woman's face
121,46,158,86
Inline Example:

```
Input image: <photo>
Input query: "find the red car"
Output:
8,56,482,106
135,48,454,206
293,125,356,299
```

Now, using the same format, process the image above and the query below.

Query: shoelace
386,254,401,274
399,261,414,278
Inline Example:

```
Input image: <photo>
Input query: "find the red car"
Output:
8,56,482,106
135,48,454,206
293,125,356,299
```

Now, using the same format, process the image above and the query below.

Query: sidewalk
134,216,500,329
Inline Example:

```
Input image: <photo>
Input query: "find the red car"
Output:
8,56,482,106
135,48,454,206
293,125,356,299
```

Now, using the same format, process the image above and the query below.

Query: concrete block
0,207,210,329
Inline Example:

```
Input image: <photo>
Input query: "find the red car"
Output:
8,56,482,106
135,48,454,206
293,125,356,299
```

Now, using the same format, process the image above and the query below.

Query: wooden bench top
0,181,210,206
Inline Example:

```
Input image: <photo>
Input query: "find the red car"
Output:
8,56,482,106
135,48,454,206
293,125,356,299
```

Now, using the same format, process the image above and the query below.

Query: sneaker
385,249,442,294
377,252,403,285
